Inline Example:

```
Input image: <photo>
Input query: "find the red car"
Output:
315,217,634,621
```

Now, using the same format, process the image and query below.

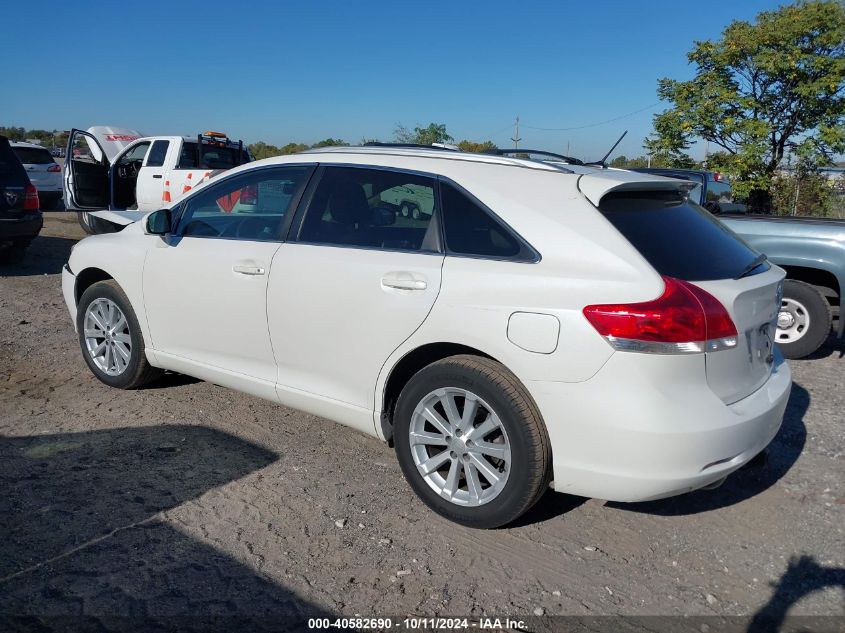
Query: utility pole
511,116,521,150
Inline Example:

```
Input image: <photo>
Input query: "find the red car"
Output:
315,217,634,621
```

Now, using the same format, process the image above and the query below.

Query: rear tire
393,355,551,528
776,279,831,359
76,280,162,389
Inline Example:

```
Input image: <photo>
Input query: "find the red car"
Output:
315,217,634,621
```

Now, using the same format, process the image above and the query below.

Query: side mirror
371,206,396,226
146,208,172,235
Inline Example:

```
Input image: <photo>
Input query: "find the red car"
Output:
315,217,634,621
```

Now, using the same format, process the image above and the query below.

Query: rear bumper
0,212,43,244
527,351,792,502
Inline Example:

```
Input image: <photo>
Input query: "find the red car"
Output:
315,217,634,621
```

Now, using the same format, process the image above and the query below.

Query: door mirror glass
146,208,172,235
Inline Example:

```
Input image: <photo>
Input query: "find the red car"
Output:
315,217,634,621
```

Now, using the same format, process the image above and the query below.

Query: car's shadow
0,425,331,631
605,382,809,517
0,235,77,277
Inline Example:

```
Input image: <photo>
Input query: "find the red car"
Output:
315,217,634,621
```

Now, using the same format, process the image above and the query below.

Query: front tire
77,211,117,235
76,280,162,389
776,279,832,359
393,355,551,528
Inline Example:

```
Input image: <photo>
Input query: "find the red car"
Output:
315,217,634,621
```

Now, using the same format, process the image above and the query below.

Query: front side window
707,180,733,203
440,182,525,259
118,142,150,165
177,166,311,241
146,140,169,167
298,167,438,252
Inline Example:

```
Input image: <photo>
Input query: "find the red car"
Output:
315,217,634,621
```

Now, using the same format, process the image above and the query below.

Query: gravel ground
1,213,843,631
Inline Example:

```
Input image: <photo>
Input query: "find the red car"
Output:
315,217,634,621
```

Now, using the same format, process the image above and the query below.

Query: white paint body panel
507,312,560,354
62,148,792,504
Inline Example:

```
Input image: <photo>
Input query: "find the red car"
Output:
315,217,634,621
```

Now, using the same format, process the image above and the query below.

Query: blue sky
3,0,785,160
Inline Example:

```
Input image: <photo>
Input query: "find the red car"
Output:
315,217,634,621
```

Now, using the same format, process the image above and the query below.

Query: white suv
11,142,63,209
61,146,791,528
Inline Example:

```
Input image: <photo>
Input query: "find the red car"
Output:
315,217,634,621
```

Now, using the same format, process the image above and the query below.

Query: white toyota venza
62,146,791,528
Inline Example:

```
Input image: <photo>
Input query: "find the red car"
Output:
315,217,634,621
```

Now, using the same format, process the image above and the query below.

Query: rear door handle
233,265,265,275
152,174,162,179
381,272,427,291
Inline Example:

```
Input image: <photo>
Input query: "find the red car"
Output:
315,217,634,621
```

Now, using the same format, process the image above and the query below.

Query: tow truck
63,126,252,234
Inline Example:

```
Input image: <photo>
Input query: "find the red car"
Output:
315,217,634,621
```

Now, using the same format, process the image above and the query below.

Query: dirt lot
1,213,843,631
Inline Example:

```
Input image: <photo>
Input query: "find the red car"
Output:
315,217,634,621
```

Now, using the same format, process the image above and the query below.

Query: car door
143,165,315,398
64,129,110,210
136,139,171,212
267,165,444,427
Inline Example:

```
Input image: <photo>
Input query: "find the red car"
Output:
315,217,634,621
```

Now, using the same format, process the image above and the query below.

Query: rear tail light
24,183,39,211
583,276,738,354
47,164,61,172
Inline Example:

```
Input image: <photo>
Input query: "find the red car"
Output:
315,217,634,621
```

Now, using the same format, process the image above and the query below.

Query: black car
0,135,43,264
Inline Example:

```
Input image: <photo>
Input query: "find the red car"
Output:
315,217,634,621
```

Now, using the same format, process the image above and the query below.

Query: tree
394,123,453,145
646,1,845,207
457,140,497,153
312,138,346,148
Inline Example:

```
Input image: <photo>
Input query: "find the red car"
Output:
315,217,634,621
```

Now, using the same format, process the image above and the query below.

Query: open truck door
64,126,143,234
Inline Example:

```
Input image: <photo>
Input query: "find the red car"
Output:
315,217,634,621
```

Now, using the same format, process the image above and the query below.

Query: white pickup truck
64,126,252,234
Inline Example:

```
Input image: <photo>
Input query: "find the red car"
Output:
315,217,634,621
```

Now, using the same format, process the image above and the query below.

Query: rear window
177,142,250,170
599,190,762,281
12,146,54,165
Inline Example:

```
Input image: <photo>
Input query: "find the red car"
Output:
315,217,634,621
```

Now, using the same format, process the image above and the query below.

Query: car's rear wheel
77,280,162,389
776,279,832,359
393,355,551,528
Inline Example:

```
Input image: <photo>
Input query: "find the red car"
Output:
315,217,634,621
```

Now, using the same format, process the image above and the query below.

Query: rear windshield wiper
735,253,768,279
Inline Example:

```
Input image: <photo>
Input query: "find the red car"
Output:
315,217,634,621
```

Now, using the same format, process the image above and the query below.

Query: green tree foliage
311,138,347,148
457,140,497,153
646,0,845,205
394,123,453,145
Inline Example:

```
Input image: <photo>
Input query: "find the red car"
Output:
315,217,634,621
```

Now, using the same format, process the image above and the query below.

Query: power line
519,102,662,132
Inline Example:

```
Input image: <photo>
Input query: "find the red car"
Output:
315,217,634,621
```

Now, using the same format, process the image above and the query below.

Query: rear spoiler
578,172,696,206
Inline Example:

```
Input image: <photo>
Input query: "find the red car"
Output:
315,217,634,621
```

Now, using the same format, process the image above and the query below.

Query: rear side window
599,190,762,281
146,140,169,167
12,146,54,165
298,167,438,252
440,182,529,260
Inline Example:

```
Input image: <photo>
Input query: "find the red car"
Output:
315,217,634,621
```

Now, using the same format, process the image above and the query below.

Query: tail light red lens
583,276,738,354
47,164,61,173
24,183,40,211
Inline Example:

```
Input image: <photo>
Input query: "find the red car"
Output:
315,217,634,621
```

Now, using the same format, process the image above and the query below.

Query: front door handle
233,265,265,275
381,272,427,291
152,174,162,179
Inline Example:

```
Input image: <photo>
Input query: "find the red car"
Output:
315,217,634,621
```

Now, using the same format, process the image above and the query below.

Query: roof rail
362,142,458,152
488,149,584,166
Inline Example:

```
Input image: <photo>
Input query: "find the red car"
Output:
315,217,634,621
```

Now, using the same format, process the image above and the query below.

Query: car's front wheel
393,355,551,528
76,280,162,389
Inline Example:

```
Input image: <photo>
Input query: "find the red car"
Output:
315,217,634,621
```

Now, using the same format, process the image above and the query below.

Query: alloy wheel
409,387,511,507
83,298,132,375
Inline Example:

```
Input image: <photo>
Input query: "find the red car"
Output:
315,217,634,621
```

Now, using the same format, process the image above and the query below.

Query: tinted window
707,180,732,203
0,138,27,177
298,167,437,251
599,190,762,281
146,140,169,167
440,182,522,259
176,142,250,170
178,167,309,240
12,146,54,165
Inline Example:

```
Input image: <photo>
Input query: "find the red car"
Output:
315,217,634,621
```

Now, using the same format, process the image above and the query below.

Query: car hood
86,126,145,162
